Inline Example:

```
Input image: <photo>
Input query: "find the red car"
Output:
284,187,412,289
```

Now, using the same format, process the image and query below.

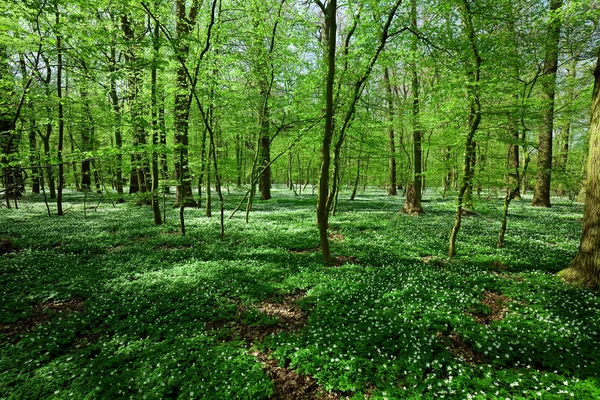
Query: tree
0,46,18,204
401,0,423,215
384,67,397,196
448,0,482,258
531,0,563,207
150,1,163,225
559,48,600,288
315,0,337,264
55,2,65,216
314,0,403,263
173,0,199,207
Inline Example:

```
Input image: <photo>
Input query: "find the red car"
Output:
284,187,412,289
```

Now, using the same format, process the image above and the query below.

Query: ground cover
0,188,598,399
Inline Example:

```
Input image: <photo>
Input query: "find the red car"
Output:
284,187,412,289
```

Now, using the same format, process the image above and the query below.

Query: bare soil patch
327,233,345,242
438,331,486,365
238,293,309,343
208,292,309,344
72,331,103,350
421,255,446,268
0,238,16,255
461,208,481,217
491,260,509,271
470,291,511,325
289,247,320,254
329,256,360,267
0,296,86,341
252,350,342,400
37,296,86,313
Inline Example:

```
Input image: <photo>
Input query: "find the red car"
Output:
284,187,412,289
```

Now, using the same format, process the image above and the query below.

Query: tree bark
259,113,272,200
498,112,521,248
80,85,92,191
108,39,124,199
402,0,423,215
384,68,397,196
448,0,482,258
173,0,199,207
559,49,600,288
56,6,64,216
150,3,162,225
18,54,40,194
316,0,336,264
122,14,149,197
532,0,562,207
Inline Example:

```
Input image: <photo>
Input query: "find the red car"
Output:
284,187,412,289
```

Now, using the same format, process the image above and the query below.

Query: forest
1,0,600,398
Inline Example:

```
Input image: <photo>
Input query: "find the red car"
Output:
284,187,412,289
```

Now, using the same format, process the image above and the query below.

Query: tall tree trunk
532,0,562,207
559,49,600,288
0,47,17,203
464,141,476,207
122,14,149,197
235,133,242,187
19,54,40,194
56,6,64,216
498,113,521,248
350,157,360,201
442,146,452,198
316,0,336,264
28,124,40,194
448,0,482,258
259,111,272,200
80,85,92,191
384,67,397,196
557,64,576,196
402,0,423,215
150,3,162,225
158,91,169,193
109,41,124,199
173,0,199,207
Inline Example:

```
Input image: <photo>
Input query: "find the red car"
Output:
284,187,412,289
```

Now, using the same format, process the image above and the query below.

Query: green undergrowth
1,188,598,399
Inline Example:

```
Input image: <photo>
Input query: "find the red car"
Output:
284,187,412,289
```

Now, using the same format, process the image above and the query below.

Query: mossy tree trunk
559,49,600,288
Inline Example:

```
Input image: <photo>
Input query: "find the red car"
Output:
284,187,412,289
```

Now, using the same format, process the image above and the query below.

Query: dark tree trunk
316,0,336,264
259,122,272,200
173,0,199,207
55,7,64,216
532,0,562,207
108,41,124,199
403,0,423,215
158,92,169,193
18,54,40,194
150,3,162,225
80,86,92,191
122,14,150,198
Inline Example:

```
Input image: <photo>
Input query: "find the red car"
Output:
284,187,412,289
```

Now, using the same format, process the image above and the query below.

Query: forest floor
0,187,599,399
